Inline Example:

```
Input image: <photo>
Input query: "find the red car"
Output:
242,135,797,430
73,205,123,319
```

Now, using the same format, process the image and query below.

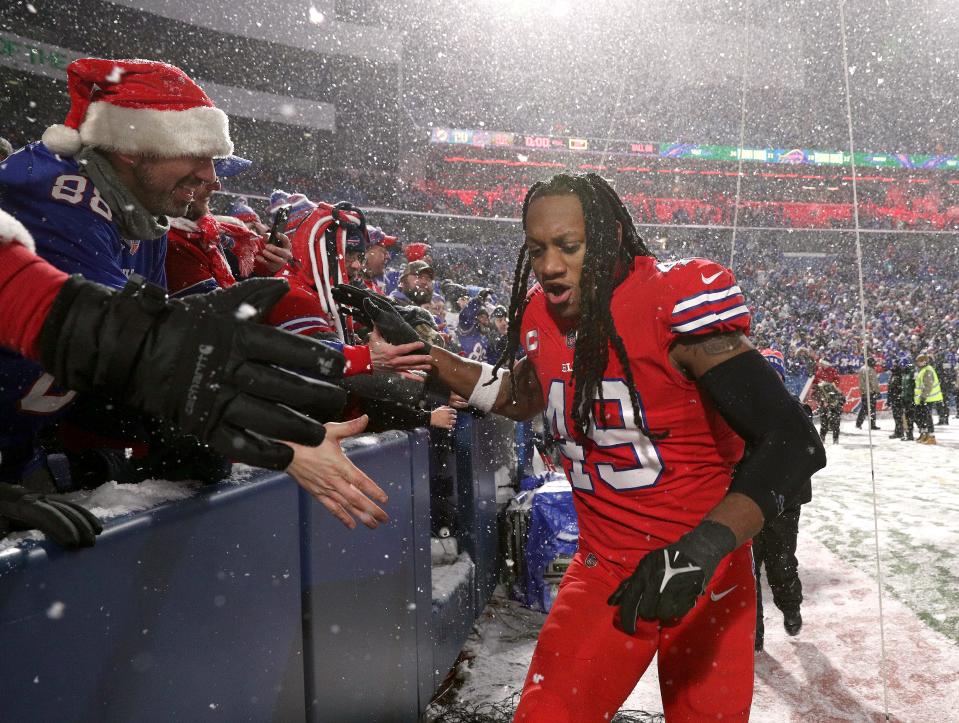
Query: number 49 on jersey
546,379,664,493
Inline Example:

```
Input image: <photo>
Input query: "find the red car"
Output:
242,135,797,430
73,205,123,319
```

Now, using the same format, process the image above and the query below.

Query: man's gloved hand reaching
330,283,380,327
0,483,102,549
608,520,737,632
39,275,348,470
362,294,431,352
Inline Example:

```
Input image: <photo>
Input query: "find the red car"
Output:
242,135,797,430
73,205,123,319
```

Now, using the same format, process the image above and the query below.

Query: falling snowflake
308,5,325,25
235,302,257,320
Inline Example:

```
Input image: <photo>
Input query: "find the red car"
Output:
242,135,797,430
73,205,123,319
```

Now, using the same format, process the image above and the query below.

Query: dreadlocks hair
491,172,664,439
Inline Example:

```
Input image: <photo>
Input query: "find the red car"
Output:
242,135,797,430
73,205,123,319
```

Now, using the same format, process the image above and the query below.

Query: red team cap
404,242,430,262
367,226,397,249
42,58,233,159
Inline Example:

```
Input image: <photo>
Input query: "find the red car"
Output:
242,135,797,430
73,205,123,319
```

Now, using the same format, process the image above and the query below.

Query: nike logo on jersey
710,585,738,602
701,271,723,285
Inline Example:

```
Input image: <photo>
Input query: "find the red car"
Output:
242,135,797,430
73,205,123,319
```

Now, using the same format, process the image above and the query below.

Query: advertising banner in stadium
802,372,890,415
429,125,959,171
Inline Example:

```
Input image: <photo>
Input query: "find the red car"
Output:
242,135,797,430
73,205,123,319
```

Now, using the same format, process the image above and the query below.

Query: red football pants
514,544,756,723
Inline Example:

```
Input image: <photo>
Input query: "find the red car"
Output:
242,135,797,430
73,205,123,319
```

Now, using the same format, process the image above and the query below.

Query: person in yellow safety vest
914,352,943,445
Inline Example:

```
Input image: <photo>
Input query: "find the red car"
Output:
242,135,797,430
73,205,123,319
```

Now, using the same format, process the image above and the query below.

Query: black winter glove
362,295,432,353
39,276,348,470
398,305,438,331
330,283,383,327
331,284,438,333
607,520,737,631
0,483,103,549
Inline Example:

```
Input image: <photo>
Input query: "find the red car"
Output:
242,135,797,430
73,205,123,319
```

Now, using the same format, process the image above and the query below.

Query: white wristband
467,362,503,413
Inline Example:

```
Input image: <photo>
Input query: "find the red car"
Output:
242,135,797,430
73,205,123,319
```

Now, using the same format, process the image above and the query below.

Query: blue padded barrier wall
0,423,512,721
409,429,440,712
454,412,513,617
300,431,426,723
0,472,307,723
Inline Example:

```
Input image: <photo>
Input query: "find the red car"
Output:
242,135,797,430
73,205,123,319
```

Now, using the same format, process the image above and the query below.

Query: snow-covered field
432,414,959,722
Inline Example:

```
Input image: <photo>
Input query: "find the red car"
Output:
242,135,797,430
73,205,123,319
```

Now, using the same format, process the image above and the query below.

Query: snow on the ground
439,414,959,722
804,414,959,644
432,552,475,605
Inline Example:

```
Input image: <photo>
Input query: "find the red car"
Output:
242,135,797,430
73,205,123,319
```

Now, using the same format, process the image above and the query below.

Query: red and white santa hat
42,58,233,159
0,208,35,253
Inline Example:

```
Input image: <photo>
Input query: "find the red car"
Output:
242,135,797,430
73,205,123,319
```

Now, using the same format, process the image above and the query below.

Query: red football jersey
521,256,750,562
267,272,337,337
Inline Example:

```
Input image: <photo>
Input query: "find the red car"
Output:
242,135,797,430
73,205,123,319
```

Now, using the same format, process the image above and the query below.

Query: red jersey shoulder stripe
671,284,743,316
670,303,750,334
276,316,333,336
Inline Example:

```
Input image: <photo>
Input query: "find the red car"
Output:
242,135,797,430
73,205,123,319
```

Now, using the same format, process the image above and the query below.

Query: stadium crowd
1,56,956,553
219,152,959,231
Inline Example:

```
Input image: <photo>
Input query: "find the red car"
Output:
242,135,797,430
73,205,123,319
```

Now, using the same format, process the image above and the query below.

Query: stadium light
549,0,571,18
488,0,572,19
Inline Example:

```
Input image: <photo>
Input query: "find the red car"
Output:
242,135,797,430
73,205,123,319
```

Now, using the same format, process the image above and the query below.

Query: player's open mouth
544,283,572,305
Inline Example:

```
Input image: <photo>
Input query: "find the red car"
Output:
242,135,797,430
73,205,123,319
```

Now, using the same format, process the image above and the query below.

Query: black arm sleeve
362,399,431,432
336,369,426,408
697,350,827,521
337,372,431,431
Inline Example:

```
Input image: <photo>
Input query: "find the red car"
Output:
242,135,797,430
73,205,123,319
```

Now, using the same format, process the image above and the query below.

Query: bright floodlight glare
308,5,326,24
490,0,569,18
549,0,571,18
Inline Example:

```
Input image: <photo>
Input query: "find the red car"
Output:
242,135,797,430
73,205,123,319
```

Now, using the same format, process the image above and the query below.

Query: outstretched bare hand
285,415,390,529
368,326,432,378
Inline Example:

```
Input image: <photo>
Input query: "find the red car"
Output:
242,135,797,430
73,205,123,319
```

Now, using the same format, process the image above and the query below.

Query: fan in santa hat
42,58,233,159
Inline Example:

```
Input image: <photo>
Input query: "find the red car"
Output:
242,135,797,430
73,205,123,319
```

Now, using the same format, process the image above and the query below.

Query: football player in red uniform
360,173,825,721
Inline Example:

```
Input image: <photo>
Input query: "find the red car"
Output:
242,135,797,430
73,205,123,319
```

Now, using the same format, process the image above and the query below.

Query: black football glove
39,275,348,470
397,305,438,331
330,283,382,327
607,520,737,632
362,295,433,353
0,483,103,549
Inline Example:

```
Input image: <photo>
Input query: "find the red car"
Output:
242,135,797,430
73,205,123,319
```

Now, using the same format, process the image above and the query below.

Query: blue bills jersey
0,142,167,482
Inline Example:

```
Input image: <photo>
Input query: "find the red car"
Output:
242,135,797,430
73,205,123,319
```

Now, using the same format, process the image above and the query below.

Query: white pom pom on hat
41,123,82,156
41,57,233,159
